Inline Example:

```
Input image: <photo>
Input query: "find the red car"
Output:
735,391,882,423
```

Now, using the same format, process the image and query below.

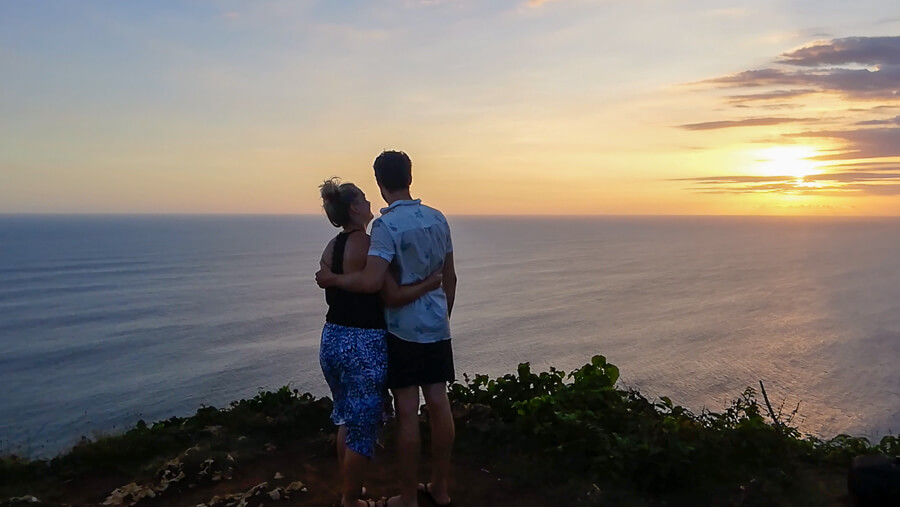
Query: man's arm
315,255,390,293
442,252,457,318
381,270,442,308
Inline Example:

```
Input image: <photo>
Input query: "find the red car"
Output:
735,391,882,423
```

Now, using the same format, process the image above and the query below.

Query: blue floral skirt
319,323,388,458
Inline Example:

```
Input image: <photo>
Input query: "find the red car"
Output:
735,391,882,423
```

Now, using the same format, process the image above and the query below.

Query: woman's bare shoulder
343,231,371,271
344,231,371,256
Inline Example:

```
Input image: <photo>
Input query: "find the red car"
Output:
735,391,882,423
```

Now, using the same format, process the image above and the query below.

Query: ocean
1,215,899,457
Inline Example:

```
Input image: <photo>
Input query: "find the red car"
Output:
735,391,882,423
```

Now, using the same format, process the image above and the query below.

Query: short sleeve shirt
368,199,453,344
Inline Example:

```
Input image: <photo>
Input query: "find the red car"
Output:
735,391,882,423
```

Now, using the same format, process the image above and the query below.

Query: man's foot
336,496,384,507
418,483,451,507
385,494,416,507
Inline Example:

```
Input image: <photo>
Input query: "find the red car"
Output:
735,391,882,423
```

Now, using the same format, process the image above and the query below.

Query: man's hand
316,263,338,289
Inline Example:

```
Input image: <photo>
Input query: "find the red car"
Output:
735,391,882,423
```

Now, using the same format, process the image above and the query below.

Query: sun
754,146,822,180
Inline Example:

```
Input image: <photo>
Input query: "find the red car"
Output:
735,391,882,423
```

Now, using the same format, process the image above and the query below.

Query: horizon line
2,212,899,219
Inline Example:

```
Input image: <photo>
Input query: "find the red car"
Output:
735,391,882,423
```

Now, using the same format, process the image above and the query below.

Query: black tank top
325,231,386,329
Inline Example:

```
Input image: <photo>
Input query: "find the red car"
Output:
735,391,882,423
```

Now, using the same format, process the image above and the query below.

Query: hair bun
320,177,342,203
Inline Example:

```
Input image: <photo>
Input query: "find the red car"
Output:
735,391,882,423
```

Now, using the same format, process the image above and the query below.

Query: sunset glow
754,146,822,181
1,1,899,216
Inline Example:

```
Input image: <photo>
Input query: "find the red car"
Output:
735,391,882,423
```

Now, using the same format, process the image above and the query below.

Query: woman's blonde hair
319,177,361,228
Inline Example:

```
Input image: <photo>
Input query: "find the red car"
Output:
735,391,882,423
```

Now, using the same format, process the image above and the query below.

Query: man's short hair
373,150,412,191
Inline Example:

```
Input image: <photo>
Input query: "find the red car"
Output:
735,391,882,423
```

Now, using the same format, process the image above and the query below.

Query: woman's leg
337,425,348,474
321,325,356,496
341,447,369,507
341,327,388,506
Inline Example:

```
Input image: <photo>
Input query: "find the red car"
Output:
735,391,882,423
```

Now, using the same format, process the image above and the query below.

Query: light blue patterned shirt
368,199,453,344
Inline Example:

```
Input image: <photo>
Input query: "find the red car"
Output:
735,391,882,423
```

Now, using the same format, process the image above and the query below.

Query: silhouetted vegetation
2,357,897,505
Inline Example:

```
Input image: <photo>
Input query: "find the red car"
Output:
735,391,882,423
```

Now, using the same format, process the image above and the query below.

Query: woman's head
319,177,373,228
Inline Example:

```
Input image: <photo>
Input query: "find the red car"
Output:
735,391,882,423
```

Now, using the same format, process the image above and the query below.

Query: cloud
700,36,900,100
777,37,900,66
678,171,900,196
678,117,811,130
811,172,900,181
855,115,900,126
841,184,900,195
727,89,817,102
785,127,900,160
676,36,900,198
705,66,900,100
825,161,900,172
673,175,797,183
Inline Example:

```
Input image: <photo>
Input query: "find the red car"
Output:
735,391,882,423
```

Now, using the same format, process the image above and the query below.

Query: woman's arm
380,271,442,308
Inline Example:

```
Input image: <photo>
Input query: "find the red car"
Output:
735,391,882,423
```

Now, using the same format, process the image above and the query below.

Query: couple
316,151,457,507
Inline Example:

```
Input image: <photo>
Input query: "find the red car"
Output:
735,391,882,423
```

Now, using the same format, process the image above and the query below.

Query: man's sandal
418,483,452,507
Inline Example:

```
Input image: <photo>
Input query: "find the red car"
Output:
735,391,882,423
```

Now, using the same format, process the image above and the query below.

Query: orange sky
2,1,899,215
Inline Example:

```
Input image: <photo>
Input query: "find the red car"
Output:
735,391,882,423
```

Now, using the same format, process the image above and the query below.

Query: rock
264,443,277,452
158,457,183,479
183,446,201,456
5,497,40,505
284,481,307,494
267,488,283,500
198,458,215,478
247,482,269,497
102,482,156,506
273,472,284,479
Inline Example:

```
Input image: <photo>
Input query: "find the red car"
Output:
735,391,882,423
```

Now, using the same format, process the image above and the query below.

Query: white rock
8,497,39,504
284,481,307,494
273,472,284,479
102,482,157,506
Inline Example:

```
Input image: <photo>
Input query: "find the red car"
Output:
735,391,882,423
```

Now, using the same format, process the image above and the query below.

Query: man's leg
421,382,454,505
391,386,421,507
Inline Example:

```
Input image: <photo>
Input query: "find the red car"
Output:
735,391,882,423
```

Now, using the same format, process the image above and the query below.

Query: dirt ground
30,433,559,507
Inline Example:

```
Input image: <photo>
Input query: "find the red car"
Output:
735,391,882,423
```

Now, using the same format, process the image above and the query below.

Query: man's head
373,150,412,198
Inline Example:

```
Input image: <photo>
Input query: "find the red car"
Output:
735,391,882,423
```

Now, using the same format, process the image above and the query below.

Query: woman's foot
418,482,451,506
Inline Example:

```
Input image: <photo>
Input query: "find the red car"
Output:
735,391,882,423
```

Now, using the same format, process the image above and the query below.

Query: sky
1,0,899,216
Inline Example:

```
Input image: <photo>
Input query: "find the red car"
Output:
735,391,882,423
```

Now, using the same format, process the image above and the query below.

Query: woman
318,178,440,507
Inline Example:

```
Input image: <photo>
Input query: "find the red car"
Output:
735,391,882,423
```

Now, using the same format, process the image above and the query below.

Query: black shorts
385,333,455,389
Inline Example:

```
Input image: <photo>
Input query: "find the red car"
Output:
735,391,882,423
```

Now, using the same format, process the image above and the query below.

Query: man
316,150,457,507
